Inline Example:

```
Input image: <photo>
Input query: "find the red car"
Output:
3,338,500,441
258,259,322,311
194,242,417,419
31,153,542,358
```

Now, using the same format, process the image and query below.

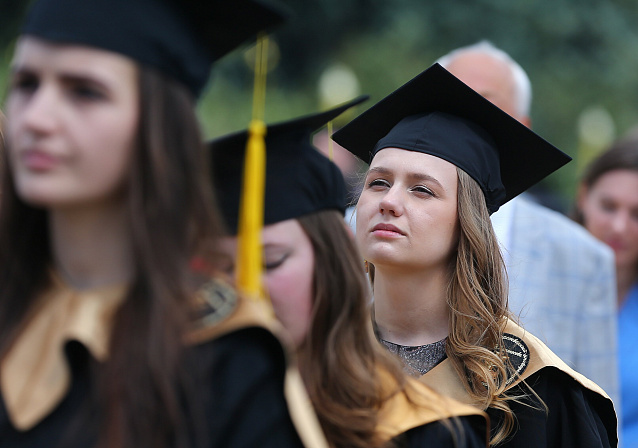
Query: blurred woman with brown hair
574,134,638,446
0,0,323,447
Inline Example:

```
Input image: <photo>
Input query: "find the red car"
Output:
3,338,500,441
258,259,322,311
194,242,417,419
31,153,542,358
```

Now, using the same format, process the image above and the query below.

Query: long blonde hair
447,168,516,445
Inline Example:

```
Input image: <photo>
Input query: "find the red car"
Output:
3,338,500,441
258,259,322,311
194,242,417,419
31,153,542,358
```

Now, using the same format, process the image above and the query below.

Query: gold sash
419,319,613,407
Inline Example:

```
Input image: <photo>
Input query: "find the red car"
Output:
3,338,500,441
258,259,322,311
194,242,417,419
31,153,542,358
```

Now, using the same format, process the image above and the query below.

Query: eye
367,178,390,189
69,83,106,101
411,185,435,196
264,254,288,271
10,72,39,95
600,199,616,214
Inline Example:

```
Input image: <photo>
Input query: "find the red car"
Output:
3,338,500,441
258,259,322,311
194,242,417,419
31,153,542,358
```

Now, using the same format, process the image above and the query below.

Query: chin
16,188,86,210
15,188,60,208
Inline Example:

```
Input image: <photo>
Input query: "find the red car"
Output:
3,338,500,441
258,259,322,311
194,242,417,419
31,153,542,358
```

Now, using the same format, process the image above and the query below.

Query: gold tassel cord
327,121,334,161
236,34,269,302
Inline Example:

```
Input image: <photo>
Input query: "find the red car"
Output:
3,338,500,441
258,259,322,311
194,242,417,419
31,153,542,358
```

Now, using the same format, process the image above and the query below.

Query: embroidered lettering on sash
190,280,238,330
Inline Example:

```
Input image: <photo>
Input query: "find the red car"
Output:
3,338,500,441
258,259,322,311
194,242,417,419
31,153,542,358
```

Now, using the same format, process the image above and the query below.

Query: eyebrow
11,65,112,91
367,166,445,190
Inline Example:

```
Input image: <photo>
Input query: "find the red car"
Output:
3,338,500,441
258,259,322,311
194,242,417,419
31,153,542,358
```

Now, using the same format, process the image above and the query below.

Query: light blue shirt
620,283,638,447
492,196,619,408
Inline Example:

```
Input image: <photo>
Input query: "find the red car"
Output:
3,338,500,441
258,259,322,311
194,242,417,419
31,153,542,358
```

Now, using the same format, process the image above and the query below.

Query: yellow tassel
236,119,266,299
236,34,269,302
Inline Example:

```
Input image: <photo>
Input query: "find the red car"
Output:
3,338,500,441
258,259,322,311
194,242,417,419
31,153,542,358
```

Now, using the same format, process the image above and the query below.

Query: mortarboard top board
21,0,288,97
331,63,571,214
210,95,368,234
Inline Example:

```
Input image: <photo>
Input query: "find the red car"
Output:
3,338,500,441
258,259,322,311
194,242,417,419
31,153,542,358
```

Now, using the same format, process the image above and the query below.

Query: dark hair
296,210,407,448
572,133,638,224
0,66,221,448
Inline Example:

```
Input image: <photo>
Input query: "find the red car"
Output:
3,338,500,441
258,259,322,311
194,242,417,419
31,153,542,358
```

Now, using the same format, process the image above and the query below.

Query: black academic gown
0,279,322,448
486,367,613,448
419,320,617,448
0,328,308,448
391,414,488,447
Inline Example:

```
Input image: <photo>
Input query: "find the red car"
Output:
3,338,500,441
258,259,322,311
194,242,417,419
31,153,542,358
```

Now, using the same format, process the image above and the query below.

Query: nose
610,210,630,234
379,186,404,217
15,85,59,137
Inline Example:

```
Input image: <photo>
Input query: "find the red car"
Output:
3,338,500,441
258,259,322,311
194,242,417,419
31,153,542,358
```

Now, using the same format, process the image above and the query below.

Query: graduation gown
375,373,489,447
0,275,326,448
419,320,617,447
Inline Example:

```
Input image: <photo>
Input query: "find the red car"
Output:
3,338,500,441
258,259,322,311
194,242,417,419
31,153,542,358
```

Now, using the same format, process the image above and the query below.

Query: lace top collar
380,337,448,376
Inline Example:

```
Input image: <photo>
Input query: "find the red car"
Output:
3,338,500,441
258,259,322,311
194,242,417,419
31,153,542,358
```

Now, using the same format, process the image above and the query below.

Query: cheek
266,260,313,313
355,195,374,238
581,200,610,237
76,113,138,190
264,255,314,344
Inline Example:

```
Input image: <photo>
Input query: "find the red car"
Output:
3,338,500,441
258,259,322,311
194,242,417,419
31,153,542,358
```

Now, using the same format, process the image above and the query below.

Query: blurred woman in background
575,134,638,447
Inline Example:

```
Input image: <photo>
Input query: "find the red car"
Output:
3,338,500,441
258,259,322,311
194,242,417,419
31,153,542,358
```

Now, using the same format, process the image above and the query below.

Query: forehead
13,36,137,81
446,52,513,88
592,169,638,198
261,218,307,244
369,148,458,184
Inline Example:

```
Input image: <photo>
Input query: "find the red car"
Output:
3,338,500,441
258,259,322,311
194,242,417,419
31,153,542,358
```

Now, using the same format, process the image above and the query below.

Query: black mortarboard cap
210,96,368,234
331,63,571,214
21,0,288,97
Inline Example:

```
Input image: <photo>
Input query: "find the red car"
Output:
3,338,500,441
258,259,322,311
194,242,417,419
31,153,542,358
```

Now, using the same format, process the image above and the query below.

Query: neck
373,265,449,346
617,262,638,306
49,200,133,290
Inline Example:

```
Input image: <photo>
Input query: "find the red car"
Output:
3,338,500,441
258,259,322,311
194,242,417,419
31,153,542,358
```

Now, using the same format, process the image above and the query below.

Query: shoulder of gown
418,319,617,447
487,366,616,448
376,372,489,447
391,413,487,448
185,278,328,448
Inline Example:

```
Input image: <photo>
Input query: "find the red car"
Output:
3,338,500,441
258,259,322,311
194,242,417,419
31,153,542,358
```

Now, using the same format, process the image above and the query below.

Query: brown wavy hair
297,210,428,448
296,210,401,447
0,66,221,448
447,168,517,445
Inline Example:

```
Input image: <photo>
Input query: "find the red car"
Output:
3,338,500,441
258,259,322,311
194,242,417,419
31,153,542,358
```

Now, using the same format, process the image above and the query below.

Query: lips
606,239,626,252
371,223,405,237
21,149,60,172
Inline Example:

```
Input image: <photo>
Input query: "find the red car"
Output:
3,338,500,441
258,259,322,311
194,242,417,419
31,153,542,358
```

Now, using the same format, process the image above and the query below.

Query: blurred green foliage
3,0,638,209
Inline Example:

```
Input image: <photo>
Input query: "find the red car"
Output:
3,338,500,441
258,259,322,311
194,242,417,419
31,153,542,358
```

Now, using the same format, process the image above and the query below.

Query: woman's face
6,37,139,209
356,148,459,272
217,219,315,347
579,169,638,270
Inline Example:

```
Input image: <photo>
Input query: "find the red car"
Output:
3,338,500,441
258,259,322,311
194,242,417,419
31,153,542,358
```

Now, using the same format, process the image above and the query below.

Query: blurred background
2,0,638,211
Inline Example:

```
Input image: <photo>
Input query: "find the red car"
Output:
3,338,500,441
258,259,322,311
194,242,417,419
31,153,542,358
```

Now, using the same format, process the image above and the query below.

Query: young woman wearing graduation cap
0,0,326,447
210,98,489,448
332,64,617,447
